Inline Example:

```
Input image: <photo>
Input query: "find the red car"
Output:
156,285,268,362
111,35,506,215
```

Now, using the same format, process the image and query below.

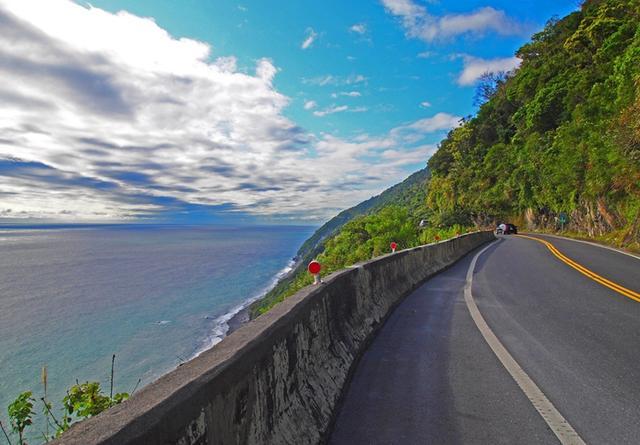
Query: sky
0,0,578,225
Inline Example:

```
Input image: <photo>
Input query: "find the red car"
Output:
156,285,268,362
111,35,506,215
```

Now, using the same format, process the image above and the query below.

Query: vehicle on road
496,223,518,235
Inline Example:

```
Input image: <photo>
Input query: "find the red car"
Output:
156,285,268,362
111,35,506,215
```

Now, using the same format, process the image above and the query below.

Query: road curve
329,234,640,444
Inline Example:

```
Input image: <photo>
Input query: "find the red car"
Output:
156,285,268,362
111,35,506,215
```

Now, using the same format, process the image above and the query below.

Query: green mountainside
427,0,640,247
250,168,437,317
252,0,640,317
295,168,430,261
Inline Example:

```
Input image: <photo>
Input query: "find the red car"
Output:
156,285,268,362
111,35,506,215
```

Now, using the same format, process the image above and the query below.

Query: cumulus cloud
457,55,521,85
0,0,457,222
381,0,525,42
301,27,317,50
303,100,317,110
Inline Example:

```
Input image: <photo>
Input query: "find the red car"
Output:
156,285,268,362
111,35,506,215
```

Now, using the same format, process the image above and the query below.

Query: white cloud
381,0,424,17
214,56,238,72
0,0,455,223
331,91,362,98
349,23,367,34
457,55,521,85
381,0,525,42
313,105,369,117
390,113,462,143
381,144,439,165
417,51,435,59
302,74,367,86
313,105,349,117
304,100,317,110
301,27,317,50
420,101,432,108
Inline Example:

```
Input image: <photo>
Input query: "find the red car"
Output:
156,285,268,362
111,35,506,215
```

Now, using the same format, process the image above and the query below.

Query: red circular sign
390,242,397,250
308,260,321,275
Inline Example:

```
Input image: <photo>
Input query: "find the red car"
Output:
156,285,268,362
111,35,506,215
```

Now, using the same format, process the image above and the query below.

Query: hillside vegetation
294,168,430,262
427,0,640,248
248,168,469,317
251,0,640,317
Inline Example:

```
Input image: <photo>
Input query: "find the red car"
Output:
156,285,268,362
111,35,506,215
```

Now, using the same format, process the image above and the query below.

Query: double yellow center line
516,234,640,303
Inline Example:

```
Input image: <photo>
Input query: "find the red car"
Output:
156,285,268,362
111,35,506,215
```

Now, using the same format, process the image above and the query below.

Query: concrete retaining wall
53,231,494,445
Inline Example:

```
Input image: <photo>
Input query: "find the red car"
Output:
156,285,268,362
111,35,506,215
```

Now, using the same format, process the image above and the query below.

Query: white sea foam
191,258,297,359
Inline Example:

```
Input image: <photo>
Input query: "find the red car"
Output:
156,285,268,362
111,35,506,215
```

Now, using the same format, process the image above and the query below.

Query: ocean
0,224,313,440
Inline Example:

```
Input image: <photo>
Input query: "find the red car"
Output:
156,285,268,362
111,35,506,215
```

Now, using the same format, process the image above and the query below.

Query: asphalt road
329,234,640,445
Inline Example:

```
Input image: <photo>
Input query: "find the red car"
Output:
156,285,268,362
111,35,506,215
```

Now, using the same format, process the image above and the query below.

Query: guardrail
53,231,495,445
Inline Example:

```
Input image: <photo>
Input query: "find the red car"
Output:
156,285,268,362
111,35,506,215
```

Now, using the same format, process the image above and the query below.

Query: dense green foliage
7,392,34,445
426,0,640,248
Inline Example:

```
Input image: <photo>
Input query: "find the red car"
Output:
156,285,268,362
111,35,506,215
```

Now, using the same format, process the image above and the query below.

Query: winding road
329,234,640,445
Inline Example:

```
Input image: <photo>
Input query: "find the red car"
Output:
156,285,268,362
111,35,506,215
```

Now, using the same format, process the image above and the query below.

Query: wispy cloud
390,113,462,143
420,101,432,108
314,105,349,117
302,74,367,86
381,0,526,42
417,51,435,59
304,100,317,110
313,105,369,117
301,27,317,49
331,91,362,98
349,23,367,34
456,55,521,85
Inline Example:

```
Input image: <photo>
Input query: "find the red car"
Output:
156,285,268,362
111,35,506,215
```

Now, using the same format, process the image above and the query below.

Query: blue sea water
0,224,313,439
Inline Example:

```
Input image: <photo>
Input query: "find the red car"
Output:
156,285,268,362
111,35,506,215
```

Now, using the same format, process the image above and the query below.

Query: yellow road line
516,234,640,303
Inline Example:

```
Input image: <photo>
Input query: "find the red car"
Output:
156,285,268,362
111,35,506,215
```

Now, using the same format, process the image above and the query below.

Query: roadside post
390,242,397,253
559,212,568,231
308,260,322,285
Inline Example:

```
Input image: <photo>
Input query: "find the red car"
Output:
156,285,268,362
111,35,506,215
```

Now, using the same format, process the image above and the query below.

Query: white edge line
464,241,586,445
530,233,640,261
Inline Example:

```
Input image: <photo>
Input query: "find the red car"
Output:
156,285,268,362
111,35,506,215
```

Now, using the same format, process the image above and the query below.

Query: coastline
227,306,250,335
193,256,299,357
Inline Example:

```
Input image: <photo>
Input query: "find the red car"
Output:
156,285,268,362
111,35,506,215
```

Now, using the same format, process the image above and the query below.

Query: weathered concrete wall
53,231,494,445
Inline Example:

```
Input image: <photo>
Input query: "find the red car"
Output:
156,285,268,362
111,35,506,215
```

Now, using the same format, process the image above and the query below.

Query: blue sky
0,0,578,224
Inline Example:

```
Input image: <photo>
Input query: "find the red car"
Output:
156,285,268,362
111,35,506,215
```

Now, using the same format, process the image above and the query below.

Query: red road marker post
434,234,441,241
390,242,397,253
308,260,322,285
